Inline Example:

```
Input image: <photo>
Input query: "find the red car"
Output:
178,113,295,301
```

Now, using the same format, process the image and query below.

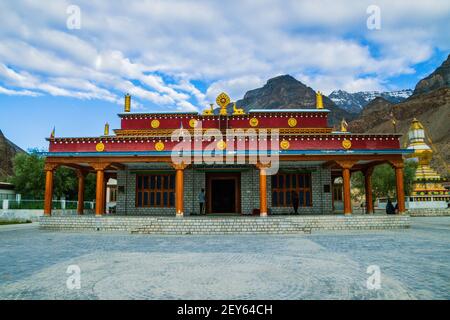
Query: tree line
8,149,96,201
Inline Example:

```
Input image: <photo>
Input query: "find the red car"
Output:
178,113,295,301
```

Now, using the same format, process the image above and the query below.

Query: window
271,173,312,207
136,174,175,207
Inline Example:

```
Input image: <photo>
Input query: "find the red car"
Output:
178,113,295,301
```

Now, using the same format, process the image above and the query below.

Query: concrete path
0,217,449,299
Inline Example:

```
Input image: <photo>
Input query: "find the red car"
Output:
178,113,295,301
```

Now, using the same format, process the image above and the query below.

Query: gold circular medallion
155,141,165,151
95,142,105,152
280,139,290,150
151,119,160,128
249,117,259,127
288,118,297,127
342,139,352,149
189,119,198,128
216,140,226,150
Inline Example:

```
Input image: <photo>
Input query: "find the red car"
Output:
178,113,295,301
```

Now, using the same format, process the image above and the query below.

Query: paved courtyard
0,217,449,300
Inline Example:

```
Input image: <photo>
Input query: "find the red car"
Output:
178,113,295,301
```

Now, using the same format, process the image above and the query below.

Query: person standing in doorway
292,191,299,215
198,188,206,215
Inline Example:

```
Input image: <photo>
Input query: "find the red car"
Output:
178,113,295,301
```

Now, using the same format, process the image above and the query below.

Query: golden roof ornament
202,103,214,116
316,91,324,109
232,102,245,115
216,92,230,116
340,118,348,132
104,122,109,136
124,93,131,112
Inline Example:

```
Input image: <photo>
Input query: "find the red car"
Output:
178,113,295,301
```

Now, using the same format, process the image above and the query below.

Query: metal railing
2,199,95,210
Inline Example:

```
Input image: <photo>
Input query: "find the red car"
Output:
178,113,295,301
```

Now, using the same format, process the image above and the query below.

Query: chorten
406,118,447,196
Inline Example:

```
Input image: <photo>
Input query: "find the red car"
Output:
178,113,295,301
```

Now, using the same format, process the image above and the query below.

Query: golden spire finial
124,93,131,112
104,123,110,136
316,91,323,109
340,118,348,132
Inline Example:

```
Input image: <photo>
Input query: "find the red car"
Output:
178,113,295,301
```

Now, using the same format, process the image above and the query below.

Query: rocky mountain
346,97,394,132
228,75,355,125
414,54,450,95
348,87,450,177
0,130,24,181
329,89,413,113
348,54,450,177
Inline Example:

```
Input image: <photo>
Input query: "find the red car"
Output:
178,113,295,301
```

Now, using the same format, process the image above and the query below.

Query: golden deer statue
202,103,214,116
232,102,245,115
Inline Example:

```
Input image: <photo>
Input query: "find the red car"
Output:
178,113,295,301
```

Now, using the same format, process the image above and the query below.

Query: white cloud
206,76,265,103
0,85,41,97
0,0,449,110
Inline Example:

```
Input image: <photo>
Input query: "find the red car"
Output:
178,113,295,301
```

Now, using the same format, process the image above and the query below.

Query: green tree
9,149,45,199
9,149,96,200
351,161,417,201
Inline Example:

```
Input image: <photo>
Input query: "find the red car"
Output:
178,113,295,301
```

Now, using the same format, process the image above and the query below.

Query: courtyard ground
0,217,449,300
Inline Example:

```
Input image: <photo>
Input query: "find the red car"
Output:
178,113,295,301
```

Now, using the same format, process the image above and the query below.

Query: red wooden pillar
76,170,86,215
172,162,187,217
90,163,110,216
336,161,356,215
44,164,57,216
394,163,406,214
257,163,270,217
364,167,374,214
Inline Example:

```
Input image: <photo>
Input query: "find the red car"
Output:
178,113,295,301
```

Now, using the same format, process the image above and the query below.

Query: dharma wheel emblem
249,117,259,127
342,139,352,150
189,119,198,128
151,119,160,128
216,140,226,150
216,92,230,109
280,139,290,150
288,118,297,127
155,141,165,151
95,142,105,152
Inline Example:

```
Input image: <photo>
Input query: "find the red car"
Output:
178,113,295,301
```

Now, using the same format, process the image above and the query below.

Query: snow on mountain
329,89,413,113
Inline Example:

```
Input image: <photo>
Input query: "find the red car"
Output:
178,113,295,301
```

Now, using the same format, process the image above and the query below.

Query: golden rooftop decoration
104,123,109,136
216,140,226,150
202,103,214,116
342,139,352,150
280,139,290,150
216,92,230,116
95,142,105,152
316,91,323,109
124,94,131,112
249,117,259,127
151,119,160,128
406,118,447,195
340,118,348,132
155,141,165,151
288,118,297,127
189,119,198,128
232,102,245,115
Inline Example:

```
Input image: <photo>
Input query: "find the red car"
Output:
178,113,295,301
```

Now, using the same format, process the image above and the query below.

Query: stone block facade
116,164,333,216
39,215,411,234
409,208,450,217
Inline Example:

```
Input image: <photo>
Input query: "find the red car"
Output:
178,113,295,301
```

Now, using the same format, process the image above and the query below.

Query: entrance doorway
206,173,241,214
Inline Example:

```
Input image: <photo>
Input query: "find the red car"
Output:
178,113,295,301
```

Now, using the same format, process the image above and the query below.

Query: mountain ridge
329,89,413,113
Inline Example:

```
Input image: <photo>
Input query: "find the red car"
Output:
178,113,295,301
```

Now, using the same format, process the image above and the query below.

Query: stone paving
0,217,449,300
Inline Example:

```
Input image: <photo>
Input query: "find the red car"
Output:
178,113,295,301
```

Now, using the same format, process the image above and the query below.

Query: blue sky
0,0,449,150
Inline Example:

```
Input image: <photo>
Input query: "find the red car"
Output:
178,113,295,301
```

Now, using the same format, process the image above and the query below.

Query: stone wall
116,164,333,216
39,215,411,234
269,165,333,215
115,164,450,218
408,208,450,217
0,209,94,221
